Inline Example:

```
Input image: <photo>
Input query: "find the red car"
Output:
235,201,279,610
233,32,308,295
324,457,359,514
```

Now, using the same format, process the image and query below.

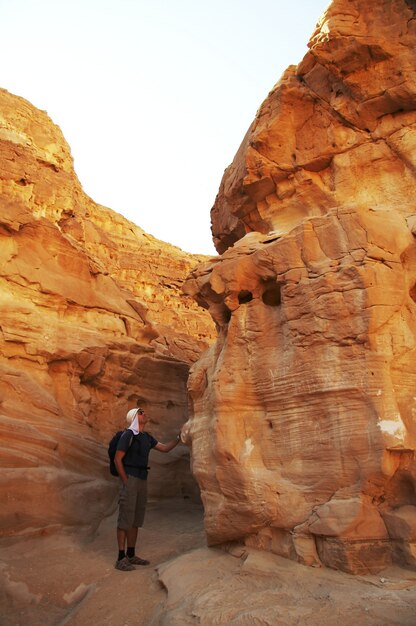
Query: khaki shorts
117,476,148,530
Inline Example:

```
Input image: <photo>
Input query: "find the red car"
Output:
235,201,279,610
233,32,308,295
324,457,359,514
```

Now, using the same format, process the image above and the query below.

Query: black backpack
108,429,134,476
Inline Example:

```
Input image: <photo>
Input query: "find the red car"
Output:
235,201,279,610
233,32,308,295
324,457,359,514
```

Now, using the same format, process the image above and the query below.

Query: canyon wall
0,88,216,538
183,0,416,574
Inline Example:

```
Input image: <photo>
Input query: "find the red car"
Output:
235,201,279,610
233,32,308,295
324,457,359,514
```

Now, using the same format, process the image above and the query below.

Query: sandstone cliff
0,88,216,538
183,0,416,574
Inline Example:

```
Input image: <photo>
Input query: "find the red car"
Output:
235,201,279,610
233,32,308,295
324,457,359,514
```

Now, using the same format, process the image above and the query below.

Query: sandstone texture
0,88,216,538
211,0,416,254
183,0,416,574
3,501,415,626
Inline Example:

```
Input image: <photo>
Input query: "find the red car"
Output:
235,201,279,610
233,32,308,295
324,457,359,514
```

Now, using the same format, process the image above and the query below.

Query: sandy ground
0,498,205,626
0,498,415,626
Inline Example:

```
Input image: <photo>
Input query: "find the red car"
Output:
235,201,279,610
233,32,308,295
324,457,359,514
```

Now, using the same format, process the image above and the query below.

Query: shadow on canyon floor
0,498,205,626
1,498,415,626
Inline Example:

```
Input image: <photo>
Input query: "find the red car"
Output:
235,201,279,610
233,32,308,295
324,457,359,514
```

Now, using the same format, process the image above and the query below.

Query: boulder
183,0,416,574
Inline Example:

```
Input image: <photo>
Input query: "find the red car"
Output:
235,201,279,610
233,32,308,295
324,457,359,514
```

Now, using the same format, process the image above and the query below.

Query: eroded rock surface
156,546,416,625
184,0,416,574
211,0,416,254
0,88,215,537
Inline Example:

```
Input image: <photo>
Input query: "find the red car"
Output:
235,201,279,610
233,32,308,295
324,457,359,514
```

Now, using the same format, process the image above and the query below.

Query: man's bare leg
126,526,149,565
115,527,135,570
117,527,127,550
126,526,138,551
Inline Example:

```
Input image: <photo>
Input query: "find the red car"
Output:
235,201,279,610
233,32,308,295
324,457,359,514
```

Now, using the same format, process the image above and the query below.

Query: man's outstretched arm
154,434,181,453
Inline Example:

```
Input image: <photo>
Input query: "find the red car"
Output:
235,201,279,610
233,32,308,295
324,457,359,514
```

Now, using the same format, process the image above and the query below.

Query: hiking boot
128,555,150,566
115,556,135,571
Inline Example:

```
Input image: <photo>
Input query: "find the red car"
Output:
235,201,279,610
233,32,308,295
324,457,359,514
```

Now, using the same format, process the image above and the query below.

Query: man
114,407,181,571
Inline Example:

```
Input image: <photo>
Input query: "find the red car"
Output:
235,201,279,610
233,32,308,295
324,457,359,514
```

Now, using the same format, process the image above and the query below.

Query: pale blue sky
1,0,330,254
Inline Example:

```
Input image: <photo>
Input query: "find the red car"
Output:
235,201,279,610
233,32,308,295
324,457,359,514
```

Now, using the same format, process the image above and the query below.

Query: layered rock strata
0,89,215,537
183,0,416,574
211,0,416,253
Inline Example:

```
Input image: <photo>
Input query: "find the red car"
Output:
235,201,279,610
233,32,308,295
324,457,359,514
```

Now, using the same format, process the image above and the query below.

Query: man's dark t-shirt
117,429,158,480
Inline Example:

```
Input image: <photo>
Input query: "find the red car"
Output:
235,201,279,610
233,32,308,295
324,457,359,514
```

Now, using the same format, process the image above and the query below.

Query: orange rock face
184,0,416,574
211,0,416,254
0,88,215,537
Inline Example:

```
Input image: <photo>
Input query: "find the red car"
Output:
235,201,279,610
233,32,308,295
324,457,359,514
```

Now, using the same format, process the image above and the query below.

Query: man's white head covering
126,408,143,435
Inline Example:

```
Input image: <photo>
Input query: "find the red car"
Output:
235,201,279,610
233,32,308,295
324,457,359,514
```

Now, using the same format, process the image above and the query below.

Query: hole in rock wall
210,303,232,326
262,283,282,307
385,471,416,508
410,283,416,303
219,305,231,324
223,307,232,323
194,294,210,310
238,290,253,304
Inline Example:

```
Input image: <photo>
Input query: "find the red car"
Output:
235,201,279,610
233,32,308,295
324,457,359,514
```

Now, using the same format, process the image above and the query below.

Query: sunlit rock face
0,89,215,537
211,0,416,254
184,0,416,574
